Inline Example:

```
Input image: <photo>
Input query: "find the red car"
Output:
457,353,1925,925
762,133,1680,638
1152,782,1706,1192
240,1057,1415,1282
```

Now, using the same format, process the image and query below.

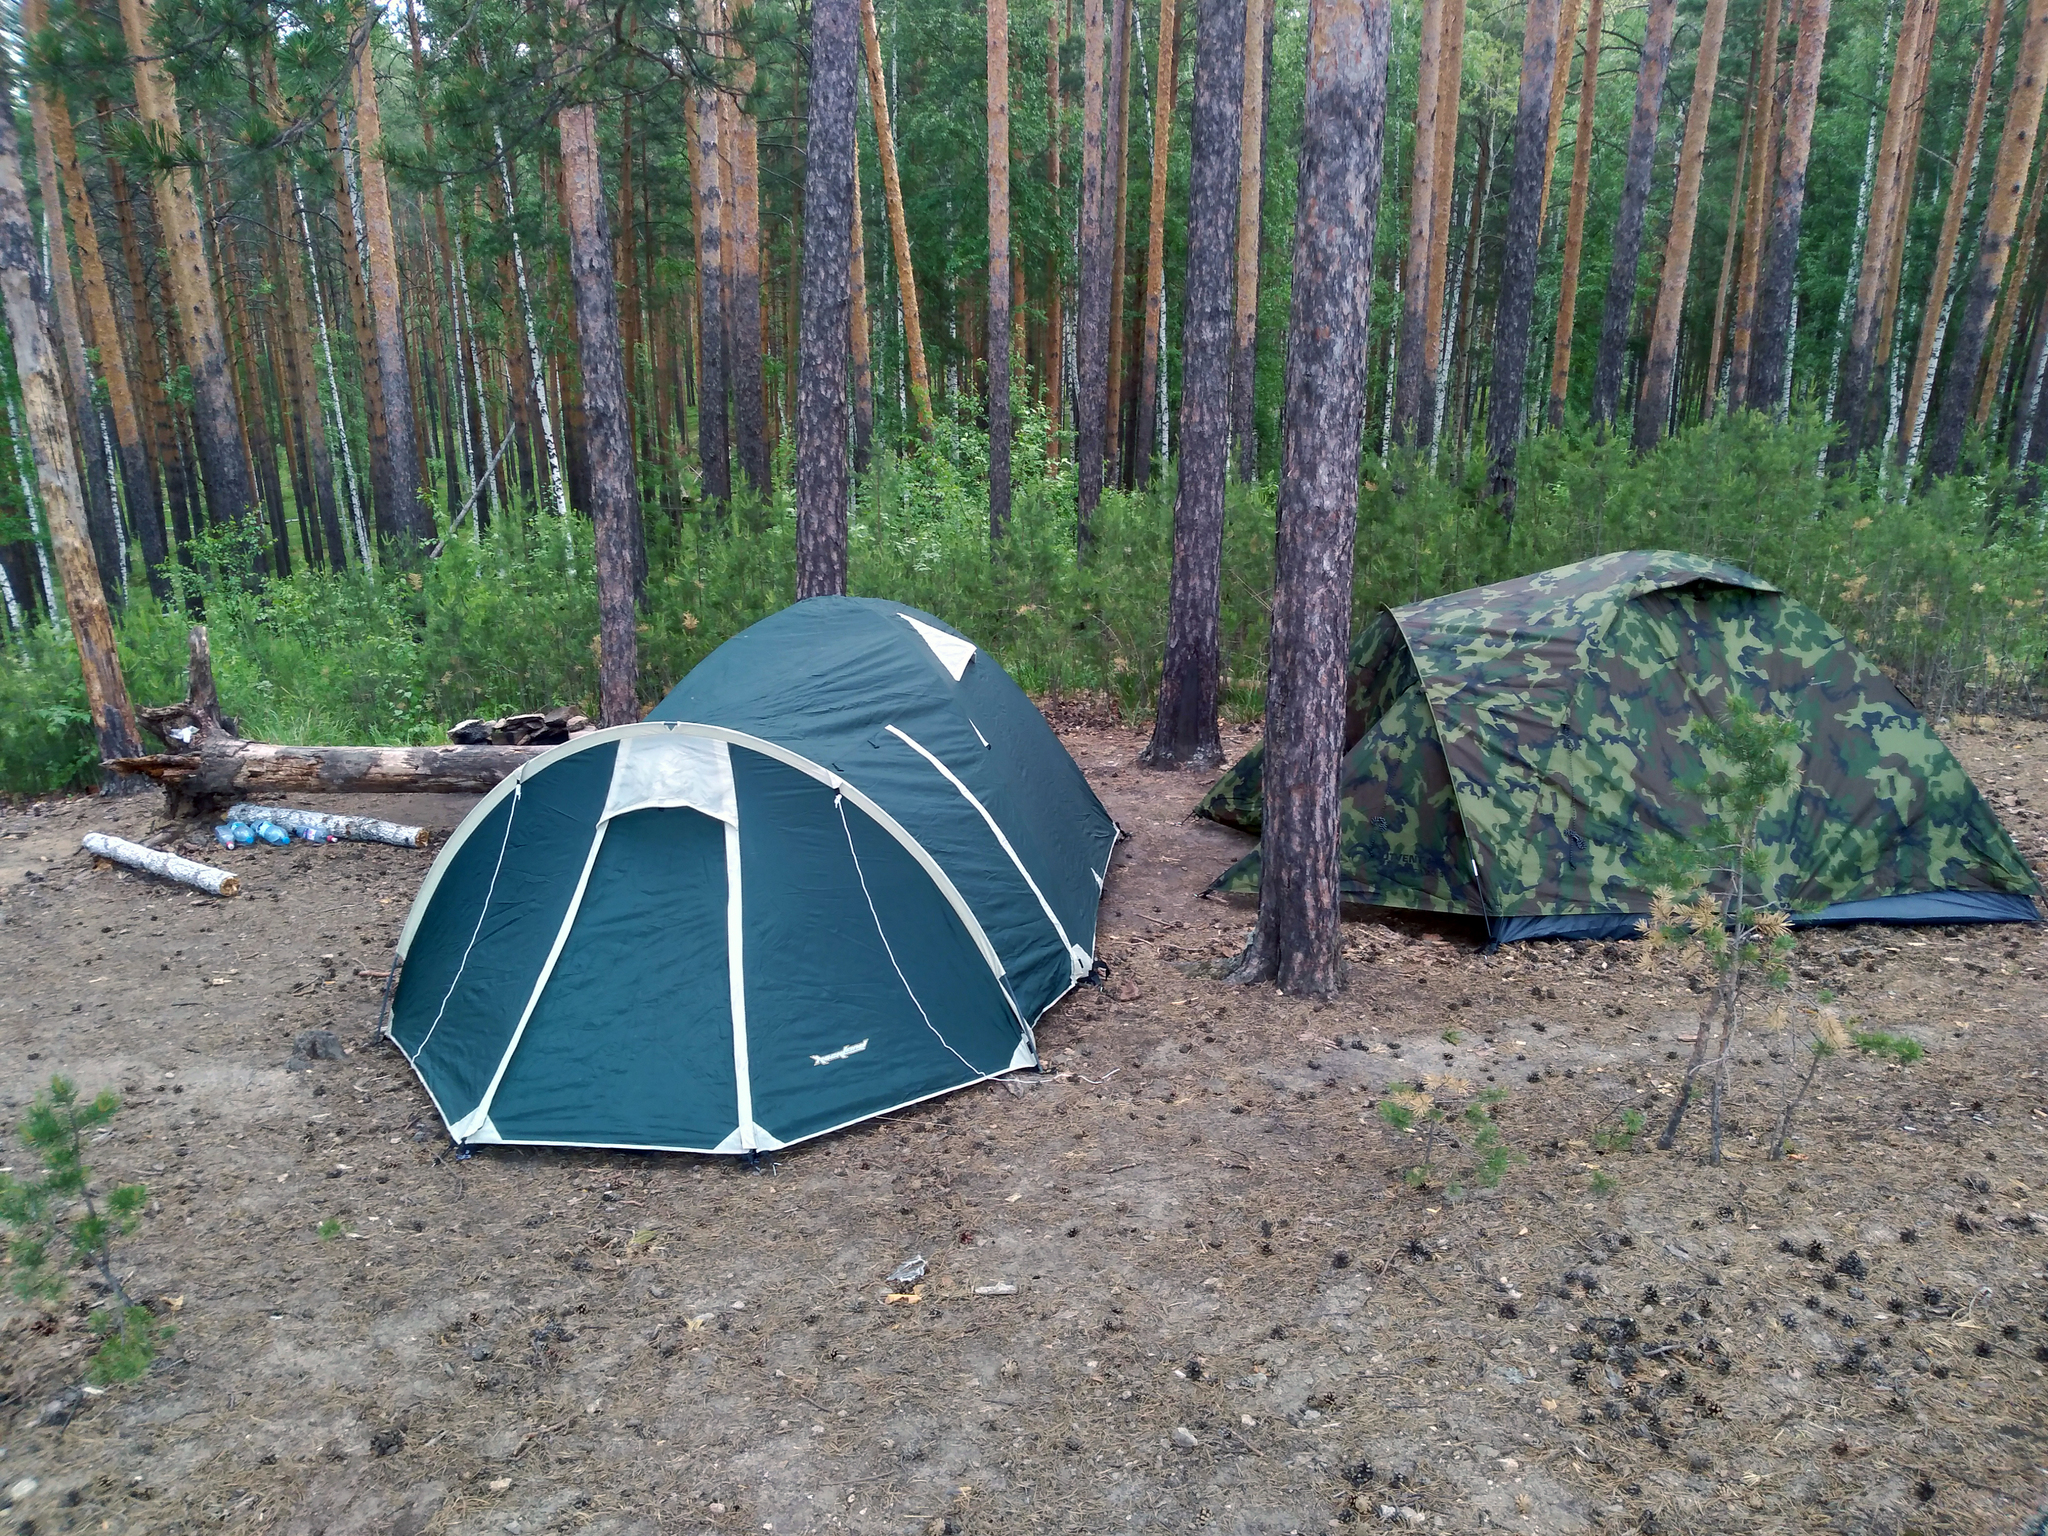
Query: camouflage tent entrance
1197,552,2039,943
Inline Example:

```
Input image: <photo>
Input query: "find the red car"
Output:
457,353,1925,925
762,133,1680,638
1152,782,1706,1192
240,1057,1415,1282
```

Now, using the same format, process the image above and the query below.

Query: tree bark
1589,0,1677,429
325,106,388,534
1105,0,1136,490
1539,0,1584,228
851,132,875,473
0,54,142,782
1704,46,1758,418
1484,0,1563,508
1832,0,1938,463
988,0,1014,537
1423,0,1468,437
720,1,771,497
1729,0,1785,409
1745,0,1834,414
110,740,549,810
1927,0,2048,473
1979,126,2048,426
860,0,934,439
1547,0,1604,425
351,10,426,544
1140,0,1242,770
1634,0,1731,450
1076,0,1113,543
1235,0,1388,997
1392,0,1447,444
689,77,733,509
1229,0,1273,483
1133,0,1179,486
559,0,643,726
796,0,858,597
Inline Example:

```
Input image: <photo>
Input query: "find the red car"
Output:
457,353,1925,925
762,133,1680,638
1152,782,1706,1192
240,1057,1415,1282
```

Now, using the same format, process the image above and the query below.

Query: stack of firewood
447,707,594,747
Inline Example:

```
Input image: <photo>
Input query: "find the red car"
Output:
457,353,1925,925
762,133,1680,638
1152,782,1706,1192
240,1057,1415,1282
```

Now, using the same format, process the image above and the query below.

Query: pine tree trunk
1903,0,2003,460
1484,0,1563,508
1634,0,1731,450
1704,48,1758,419
688,81,733,509
861,0,934,439
720,2,772,498
1392,0,1447,444
1927,0,2048,474
104,129,191,571
617,91,641,458
1141,0,1242,769
1423,0,1468,442
1236,0,1388,998
1729,0,1785,408
850,133,876,474
1590,0,1677,428
350,13,425,544
1134,0,1179,486
559,0,641,723
1104,0,1136,490
1979,129,2048,426
988,0,1014,537
1746,0,1835,414
1833,0,1938,463
796,0,859,595
1539,0,1584,227
46,81,161,598
1547,0,1604,425
208,168,290,573
325,106,389,537
0,55,142,777
1448,125,1491,446
1076,0,1114,543
1230,0,1273,483
1047,5,1065,466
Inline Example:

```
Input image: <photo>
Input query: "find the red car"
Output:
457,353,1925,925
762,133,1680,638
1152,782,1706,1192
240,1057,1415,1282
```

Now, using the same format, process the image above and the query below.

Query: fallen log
225,804,430,848
82,832,239,896
107,740,549,816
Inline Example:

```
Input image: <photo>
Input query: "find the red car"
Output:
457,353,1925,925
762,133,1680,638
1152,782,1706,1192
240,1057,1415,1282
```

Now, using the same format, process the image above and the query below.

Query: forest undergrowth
3,409,2045,793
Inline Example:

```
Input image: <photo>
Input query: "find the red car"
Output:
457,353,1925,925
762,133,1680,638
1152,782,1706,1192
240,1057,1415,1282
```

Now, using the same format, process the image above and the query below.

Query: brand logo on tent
812,1039,869,1066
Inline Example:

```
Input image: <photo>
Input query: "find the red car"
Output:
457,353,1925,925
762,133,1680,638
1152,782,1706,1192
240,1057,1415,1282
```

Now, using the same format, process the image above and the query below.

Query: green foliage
1854,1030,1926,1064
1377,1082,1514,1199
1588,1170,1618,1197
1593,1108,1648,1155
0,1078,170,1384
318,1218,344,1240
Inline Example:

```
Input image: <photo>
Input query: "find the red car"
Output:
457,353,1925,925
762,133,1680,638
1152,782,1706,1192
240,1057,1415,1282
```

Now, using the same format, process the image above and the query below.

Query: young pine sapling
1377,1078,1515,1198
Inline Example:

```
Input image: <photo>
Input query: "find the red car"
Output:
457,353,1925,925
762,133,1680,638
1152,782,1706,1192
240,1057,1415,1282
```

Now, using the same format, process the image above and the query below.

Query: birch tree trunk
1547,0,1603,425
988,0,1014,537
1235,0,1388,998
1729,0,1784,409
1141,0,1242,770
861,0,934,438
1484,0,1563,508
1229,0,1273,483
1589,0,1677,428
1745,0,1834,414
796,0,858,596
1392,0,1447,444
0,54,142,782
1926,0,2048,475
688,84,733,509
1133,0,1179,485
1634,0,1731,450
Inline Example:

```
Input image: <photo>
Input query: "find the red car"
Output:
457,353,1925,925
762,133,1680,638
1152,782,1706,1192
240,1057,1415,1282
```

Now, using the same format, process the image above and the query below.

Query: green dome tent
387,598,1118,1153
1198,551,2038,942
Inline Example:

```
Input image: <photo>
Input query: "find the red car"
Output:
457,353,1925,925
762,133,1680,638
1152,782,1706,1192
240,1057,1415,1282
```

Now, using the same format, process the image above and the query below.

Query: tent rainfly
388,598,1119,1153
1199,552,2040,942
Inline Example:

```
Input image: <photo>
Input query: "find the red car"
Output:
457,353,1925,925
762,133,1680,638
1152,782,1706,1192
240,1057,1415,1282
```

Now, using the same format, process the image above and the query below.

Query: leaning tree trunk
1076,0,1114,546
1926,0,2048,474
988,0,1014,538
1229,0,1273,483
1746,0,1835,414
1634,0,1731,450
1140,0,1243,770
351,9,426,545
1236,0,1388,998
1729,0,1785,410
559,0,643,726
0,52,142,783
796,0,858,597
1133,0,1180,486
1547,0,1604,425
1392,0,1448,445
861,0,935,439
1589,0,1677,429
1483,0,1563,510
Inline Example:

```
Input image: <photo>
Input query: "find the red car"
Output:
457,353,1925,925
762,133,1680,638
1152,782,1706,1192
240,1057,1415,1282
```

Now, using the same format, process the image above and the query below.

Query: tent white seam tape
725,817,756,1151
452,819,610,1141
838,794,982,1079
407,782,521,1068
885,724,1089,978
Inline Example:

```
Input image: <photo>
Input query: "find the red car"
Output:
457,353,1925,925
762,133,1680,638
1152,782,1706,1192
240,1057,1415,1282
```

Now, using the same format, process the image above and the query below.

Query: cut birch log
224,805,431,848
82,832,239,896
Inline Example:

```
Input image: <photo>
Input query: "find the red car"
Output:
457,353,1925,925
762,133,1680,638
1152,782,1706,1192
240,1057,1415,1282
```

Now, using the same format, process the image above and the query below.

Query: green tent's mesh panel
388,741,620,1123
484,806,738,1148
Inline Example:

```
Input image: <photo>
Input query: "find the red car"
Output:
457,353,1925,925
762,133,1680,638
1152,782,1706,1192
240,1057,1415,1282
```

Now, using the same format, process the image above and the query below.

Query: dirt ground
2,707,2046,1536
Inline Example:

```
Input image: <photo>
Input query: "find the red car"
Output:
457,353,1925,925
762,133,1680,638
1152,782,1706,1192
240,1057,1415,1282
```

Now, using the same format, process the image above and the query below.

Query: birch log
82,833,239,897
224,805,430,848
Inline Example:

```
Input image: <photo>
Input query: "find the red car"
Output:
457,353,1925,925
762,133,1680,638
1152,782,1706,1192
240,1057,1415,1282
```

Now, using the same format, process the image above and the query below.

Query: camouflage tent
1198,551,2039,942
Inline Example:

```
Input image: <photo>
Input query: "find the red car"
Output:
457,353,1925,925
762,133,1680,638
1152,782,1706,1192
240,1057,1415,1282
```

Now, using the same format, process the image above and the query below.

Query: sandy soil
1,708,2045,1536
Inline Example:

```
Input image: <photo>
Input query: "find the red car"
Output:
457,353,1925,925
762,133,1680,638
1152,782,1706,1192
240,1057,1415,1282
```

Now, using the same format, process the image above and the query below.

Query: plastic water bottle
219,821,256,846
254,821,292,847
298,824,333,844
214,824,238,849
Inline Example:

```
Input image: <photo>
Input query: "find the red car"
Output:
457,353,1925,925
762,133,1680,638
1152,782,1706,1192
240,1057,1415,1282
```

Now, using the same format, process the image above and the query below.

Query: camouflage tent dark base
1197,552,2039,943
